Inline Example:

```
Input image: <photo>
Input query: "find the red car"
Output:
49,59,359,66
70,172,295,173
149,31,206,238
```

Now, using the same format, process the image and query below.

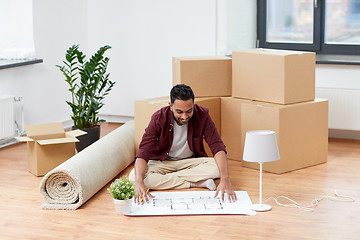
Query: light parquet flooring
0,123,359,240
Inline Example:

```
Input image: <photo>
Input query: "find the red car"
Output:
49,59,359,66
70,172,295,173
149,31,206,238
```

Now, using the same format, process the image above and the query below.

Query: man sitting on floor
130,84,236,204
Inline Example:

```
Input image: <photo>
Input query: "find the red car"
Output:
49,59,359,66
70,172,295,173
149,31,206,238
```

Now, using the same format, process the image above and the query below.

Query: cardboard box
173,56,232,97
135,96,221,157
220,97,251,160
232,48,315,104
16,123,86,176
240,98,328,174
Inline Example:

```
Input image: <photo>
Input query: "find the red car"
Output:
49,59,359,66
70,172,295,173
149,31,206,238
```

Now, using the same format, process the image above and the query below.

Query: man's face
170,99,194,125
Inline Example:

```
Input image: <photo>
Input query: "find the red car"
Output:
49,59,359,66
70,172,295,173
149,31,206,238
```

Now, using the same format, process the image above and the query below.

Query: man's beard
173,112,191,125
176,117,190,125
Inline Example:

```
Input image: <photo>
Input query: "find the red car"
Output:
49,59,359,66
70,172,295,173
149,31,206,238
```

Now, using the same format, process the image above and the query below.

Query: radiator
0,96,15,140
316,87,360,131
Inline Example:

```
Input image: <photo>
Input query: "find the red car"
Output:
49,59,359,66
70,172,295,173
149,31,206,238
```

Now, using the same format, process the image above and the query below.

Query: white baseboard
62,114,134,130
0,137,19,149
98,114,134,123
62,119,74,130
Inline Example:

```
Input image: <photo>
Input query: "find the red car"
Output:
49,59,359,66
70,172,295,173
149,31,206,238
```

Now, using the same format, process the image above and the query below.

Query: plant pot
113,198,132,215
72,125,100,152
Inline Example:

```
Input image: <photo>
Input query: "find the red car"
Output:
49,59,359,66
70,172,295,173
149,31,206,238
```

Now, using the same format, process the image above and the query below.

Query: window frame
257,0,360,55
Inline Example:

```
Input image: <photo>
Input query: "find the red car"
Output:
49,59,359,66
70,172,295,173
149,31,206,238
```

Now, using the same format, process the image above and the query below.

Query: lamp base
251,204,272,212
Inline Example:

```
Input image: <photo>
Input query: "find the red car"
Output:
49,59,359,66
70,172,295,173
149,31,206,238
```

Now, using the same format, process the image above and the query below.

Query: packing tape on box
39,121,135,210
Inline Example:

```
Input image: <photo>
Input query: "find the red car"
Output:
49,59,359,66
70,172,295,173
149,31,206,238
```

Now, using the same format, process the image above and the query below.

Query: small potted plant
108,177,136,214
56,44,115,152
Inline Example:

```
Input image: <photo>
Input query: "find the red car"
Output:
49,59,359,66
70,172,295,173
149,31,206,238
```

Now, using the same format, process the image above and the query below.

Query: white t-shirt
168,122,193,160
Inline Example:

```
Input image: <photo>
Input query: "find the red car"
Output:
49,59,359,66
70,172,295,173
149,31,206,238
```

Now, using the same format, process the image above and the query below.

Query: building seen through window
258,0,360,55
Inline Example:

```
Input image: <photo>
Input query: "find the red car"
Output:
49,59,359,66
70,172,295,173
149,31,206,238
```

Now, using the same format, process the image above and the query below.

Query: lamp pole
259,162,263,206
251,161,272,211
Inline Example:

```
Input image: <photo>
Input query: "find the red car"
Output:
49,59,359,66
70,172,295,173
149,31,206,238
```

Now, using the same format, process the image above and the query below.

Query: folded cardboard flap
16,123,87,145
28,133,65,141
15,137,34,142
66,129,87,138
24,122,64,138
37,137,79,145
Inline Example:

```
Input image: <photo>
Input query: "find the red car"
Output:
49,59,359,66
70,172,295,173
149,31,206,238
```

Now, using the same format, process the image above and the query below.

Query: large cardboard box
232,48,315,104
173,56,232,97
220,97,251,160
135,96,221,157
16,123,86,176
240,98,328,174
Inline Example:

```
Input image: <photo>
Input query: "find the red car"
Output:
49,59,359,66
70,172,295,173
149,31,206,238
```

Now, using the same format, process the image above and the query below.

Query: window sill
0,59,43,70
316,54,360,66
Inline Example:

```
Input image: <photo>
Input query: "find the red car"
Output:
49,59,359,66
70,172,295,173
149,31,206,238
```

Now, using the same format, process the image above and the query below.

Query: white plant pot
113,198,132,214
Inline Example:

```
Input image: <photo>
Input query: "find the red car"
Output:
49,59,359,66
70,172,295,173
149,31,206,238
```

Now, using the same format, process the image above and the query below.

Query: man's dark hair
170,84,195,104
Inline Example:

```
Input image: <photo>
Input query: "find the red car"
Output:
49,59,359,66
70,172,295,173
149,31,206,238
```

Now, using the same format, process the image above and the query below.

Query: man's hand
134,180,154,205
214,176,237,202
213,151,237,202
133,158,154,205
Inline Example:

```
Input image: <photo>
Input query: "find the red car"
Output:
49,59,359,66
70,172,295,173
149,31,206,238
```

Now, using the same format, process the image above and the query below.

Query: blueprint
124,191,256,216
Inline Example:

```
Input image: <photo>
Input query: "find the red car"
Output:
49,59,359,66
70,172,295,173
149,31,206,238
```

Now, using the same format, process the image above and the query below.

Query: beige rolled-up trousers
142,157,220,190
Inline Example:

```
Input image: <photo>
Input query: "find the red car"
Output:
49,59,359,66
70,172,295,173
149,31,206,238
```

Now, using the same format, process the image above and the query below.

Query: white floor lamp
243,130,280,212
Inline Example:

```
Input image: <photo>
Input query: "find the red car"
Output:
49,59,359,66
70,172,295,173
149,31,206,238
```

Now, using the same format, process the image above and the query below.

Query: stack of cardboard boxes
135,49,328,174
229,49,328,174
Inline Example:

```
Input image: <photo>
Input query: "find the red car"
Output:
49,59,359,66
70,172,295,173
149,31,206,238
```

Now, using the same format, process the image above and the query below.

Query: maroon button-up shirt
136,104,226,162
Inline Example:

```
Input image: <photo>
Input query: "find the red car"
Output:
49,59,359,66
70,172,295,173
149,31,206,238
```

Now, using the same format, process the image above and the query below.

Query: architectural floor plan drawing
125,191,256,216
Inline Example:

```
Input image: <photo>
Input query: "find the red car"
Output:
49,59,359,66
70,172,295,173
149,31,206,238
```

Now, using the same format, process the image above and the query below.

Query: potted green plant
56,44,115,152
108,177,136,214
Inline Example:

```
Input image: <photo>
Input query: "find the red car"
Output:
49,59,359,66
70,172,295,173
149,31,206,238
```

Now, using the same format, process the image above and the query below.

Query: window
257,0,360,55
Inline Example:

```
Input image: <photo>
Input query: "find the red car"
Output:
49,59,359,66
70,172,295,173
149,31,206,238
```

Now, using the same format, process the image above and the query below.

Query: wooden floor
1,123,359,240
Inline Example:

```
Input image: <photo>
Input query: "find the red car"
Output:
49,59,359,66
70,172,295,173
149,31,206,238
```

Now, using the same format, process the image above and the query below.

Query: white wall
87,0,218,118
316,65,360,90
0,0,88,125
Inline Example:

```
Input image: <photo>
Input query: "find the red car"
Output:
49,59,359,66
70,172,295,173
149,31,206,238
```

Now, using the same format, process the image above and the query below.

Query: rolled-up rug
39,121,135,210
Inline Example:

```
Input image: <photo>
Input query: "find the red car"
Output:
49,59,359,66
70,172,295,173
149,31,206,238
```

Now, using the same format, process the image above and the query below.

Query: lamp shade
243,130,280,163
